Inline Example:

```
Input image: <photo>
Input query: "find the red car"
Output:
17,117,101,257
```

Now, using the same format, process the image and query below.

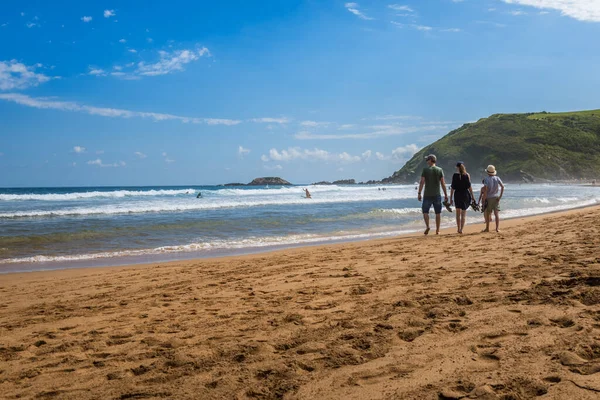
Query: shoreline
2,204,599,279
2,202,598,275
1,204,599,399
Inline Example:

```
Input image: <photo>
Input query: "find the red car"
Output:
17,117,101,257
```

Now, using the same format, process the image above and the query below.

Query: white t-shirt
484,176,503,198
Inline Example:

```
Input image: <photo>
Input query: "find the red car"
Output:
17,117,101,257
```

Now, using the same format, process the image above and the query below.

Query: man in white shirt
481,165,505,232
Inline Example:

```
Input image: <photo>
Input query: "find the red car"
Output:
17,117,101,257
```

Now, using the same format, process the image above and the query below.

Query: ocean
1,184,599,273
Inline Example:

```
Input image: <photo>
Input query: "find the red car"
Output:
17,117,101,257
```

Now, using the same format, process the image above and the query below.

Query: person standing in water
418,154,448,235
303,188,312,199
450,162,475,234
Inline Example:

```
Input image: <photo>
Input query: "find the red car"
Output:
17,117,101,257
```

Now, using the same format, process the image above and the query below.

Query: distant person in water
303,188,312,199
196,192,202,199
418,154,448,235
450,162,476,234
481,165,505,233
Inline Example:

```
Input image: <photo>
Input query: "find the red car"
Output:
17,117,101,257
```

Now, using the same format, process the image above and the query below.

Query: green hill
383,109,600,183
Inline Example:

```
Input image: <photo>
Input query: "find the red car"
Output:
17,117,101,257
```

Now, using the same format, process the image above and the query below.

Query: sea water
0,184,598,272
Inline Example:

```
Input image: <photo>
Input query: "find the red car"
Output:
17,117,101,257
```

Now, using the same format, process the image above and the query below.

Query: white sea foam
0,190,417,218
0,228,417,264
0,189,197,201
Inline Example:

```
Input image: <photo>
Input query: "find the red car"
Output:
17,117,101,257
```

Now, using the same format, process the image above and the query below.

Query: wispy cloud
0,60,54,91
0,93,242,125
88,67,107,76
238,146,251,157
262,147,364,164
300,120,331,128
162,152,175,163
501,0,600,22
87,159,126,168
119,38,126,43
391,22,460,32
81,16,92,23
136,47,210,76
475,20,507,28
345,3,374,20
134,151,147,159
294,124,448,140
103,10,116,18
263,164,283,171
388,4,414,12
73,146,86,153
250,117,290,124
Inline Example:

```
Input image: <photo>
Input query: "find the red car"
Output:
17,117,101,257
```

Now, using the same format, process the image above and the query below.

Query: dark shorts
422,196,442,214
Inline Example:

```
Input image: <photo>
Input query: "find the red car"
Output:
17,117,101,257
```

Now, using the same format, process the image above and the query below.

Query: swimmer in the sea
196,192,202,198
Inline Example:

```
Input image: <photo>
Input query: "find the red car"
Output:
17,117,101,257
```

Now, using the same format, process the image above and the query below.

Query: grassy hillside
384,109,600,183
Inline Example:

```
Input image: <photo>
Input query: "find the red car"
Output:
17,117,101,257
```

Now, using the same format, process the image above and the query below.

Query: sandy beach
1,206,599,400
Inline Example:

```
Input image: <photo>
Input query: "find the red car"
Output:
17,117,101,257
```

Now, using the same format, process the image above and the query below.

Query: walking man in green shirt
417,154,448,235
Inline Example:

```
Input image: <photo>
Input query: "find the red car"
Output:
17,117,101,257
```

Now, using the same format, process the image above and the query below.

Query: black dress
451,173,472,210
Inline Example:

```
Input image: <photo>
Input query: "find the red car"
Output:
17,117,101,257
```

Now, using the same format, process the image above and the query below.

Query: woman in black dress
450,162,476,234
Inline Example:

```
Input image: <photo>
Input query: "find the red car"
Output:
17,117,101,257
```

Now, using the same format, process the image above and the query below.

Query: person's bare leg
461,210,467,233
423,213,430,235
435,213,441,234
494,209,500,232
455,209,461,233
483,210,490,232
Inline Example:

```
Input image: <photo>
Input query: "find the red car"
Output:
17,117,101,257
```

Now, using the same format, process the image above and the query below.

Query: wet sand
1,206,599,399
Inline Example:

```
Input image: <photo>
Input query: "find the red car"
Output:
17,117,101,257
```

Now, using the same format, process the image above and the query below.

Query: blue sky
1,0,599,187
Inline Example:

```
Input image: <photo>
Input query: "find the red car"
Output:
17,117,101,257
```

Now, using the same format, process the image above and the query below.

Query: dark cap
424,154,437,163
456,161,464,167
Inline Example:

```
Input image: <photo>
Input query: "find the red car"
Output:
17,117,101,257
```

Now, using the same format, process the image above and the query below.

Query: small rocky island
223,177,292,186
311,179,356,185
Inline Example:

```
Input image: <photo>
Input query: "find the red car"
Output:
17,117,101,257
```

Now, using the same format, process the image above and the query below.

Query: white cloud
134,151,147,159
345,3,374,20
0,60,54,91
300,120,330,127
391,144,420,161
375,152,388,161
238,145,251,156
251,117,290,124
162,152,175,163
509,10,527,15
119,39,126,43
87,159,125,167
262,147,363,164
502,0,600,22
147,38,154,43
295,124,447,140
264,164,283,171
104,10,116,18
373,144,420,163
475,20,507,28
136,47,210,76
73,146,86,153
388,4,414,12
374,114,422,121
26,22,39,28
88,67,106,76
361,150,372,160
338,124,356,130
0,93,242,125
128,49,137,53
81,16,92,23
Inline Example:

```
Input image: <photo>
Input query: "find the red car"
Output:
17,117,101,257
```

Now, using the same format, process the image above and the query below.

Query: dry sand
1,207,599,400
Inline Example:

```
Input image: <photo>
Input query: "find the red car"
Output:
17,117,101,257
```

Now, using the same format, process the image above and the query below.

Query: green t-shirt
421,166,444,197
